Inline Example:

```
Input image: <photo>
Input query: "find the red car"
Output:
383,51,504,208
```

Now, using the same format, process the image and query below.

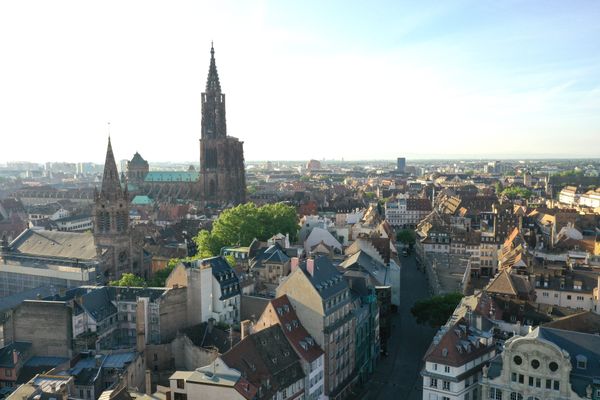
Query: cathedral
126,44,246,205
94,138,147,281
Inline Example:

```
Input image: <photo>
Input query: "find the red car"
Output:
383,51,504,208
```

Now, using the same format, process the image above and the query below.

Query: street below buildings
357,253,438,400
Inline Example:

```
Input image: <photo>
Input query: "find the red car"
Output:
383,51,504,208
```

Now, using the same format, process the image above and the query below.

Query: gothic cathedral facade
198,45,246,205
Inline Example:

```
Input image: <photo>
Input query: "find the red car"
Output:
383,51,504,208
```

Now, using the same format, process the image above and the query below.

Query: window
443,381,450,390
528,377,534,387
511,373,517,382
444,365,451,373
530,359,539,369
176,379,185,389
518,374,524,384
489,388,502,400
567,295,572,300
577,296,584,301
549,361,558,372
5,370,11,377
513,355,522,365
430,378,438,388
576,355,587,369
535,378,541,388
153,353,158,361
553,380,560,391
545,379,551,389
434,363,438,371
510,393,523,400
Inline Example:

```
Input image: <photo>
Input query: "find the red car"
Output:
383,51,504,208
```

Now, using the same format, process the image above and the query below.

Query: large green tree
109,273,146,287
410,292,463,327
194,202,299,257
396,229,416,245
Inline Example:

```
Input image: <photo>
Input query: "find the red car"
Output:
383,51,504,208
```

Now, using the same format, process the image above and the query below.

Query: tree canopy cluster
194,202,298,257
396,229,416,245
410,292,463,327
501,186,532,199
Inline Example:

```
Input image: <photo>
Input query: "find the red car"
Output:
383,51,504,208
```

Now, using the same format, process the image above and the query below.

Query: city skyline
1,1,600,163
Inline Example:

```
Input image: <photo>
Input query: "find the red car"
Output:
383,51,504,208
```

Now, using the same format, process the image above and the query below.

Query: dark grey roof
264,249,290,264
538,327,600,397
0,286,58,313
54,213,92,223
339,250,391,286
201,256,240,300
181,322,236,354
80,288,117,322
0,341,31,368
241,295,270,322
106,286,167,302
299,256,348,301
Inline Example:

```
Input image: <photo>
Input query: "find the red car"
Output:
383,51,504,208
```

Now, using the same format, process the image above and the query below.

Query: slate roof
536,327,600,398
298,256,348,301
201,256,240,300
129,152,147,166
339,250,391,287
263,249,290,264
79,288,117,322
542,311,600,334
267,295,324,363
0,286,58,313
181,322,237,354
9,229,97,260
0,341,31,368
222,325,305,400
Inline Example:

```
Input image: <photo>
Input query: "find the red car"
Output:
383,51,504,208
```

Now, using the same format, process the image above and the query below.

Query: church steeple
206,42,221,93
100,137,125,201
201,43,227,139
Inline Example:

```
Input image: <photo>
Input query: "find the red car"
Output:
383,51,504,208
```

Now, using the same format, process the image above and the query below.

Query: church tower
94,137,134,281
199,44,246,205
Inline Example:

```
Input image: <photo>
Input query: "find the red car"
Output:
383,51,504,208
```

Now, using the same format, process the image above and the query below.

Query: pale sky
1,1,599,164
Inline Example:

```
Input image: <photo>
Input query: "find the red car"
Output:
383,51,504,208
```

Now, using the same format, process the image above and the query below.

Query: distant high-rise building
396,157,406,173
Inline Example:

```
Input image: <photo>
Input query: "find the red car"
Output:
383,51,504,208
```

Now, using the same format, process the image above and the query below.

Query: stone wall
14,300,72,357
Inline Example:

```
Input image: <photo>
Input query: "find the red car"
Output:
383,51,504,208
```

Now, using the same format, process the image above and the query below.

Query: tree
194,202,299,258
410,292,463,327
396,229,416,246
501,187,532,199
224,254,236,268
110,273,146,287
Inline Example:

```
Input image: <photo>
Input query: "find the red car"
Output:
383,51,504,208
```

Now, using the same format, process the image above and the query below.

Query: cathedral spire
206,43,221,93
100,137,123,200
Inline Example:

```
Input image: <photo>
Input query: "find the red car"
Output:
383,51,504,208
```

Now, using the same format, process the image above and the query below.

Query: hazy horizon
1,1,599,163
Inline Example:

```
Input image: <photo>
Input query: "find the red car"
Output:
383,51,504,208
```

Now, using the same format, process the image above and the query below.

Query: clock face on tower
119,250,128,263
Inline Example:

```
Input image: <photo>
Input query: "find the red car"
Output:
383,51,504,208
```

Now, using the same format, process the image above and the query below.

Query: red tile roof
269,295,324,363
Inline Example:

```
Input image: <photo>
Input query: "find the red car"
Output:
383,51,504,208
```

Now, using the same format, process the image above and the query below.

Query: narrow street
359,253,438,400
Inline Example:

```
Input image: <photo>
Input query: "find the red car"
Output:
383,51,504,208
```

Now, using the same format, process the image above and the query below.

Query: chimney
207,318,215,334
307,259,315,277
12,349,18,365
291,257,299,273
145,369,151,394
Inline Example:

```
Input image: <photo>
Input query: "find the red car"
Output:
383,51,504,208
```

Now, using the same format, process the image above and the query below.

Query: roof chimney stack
291,257,299,273
307,259,315,277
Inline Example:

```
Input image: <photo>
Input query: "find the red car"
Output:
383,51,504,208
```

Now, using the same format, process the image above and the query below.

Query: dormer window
576,354,587,369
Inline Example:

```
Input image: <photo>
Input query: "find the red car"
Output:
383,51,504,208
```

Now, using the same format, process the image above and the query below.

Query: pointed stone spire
100,137,124,201
206,42,221,93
